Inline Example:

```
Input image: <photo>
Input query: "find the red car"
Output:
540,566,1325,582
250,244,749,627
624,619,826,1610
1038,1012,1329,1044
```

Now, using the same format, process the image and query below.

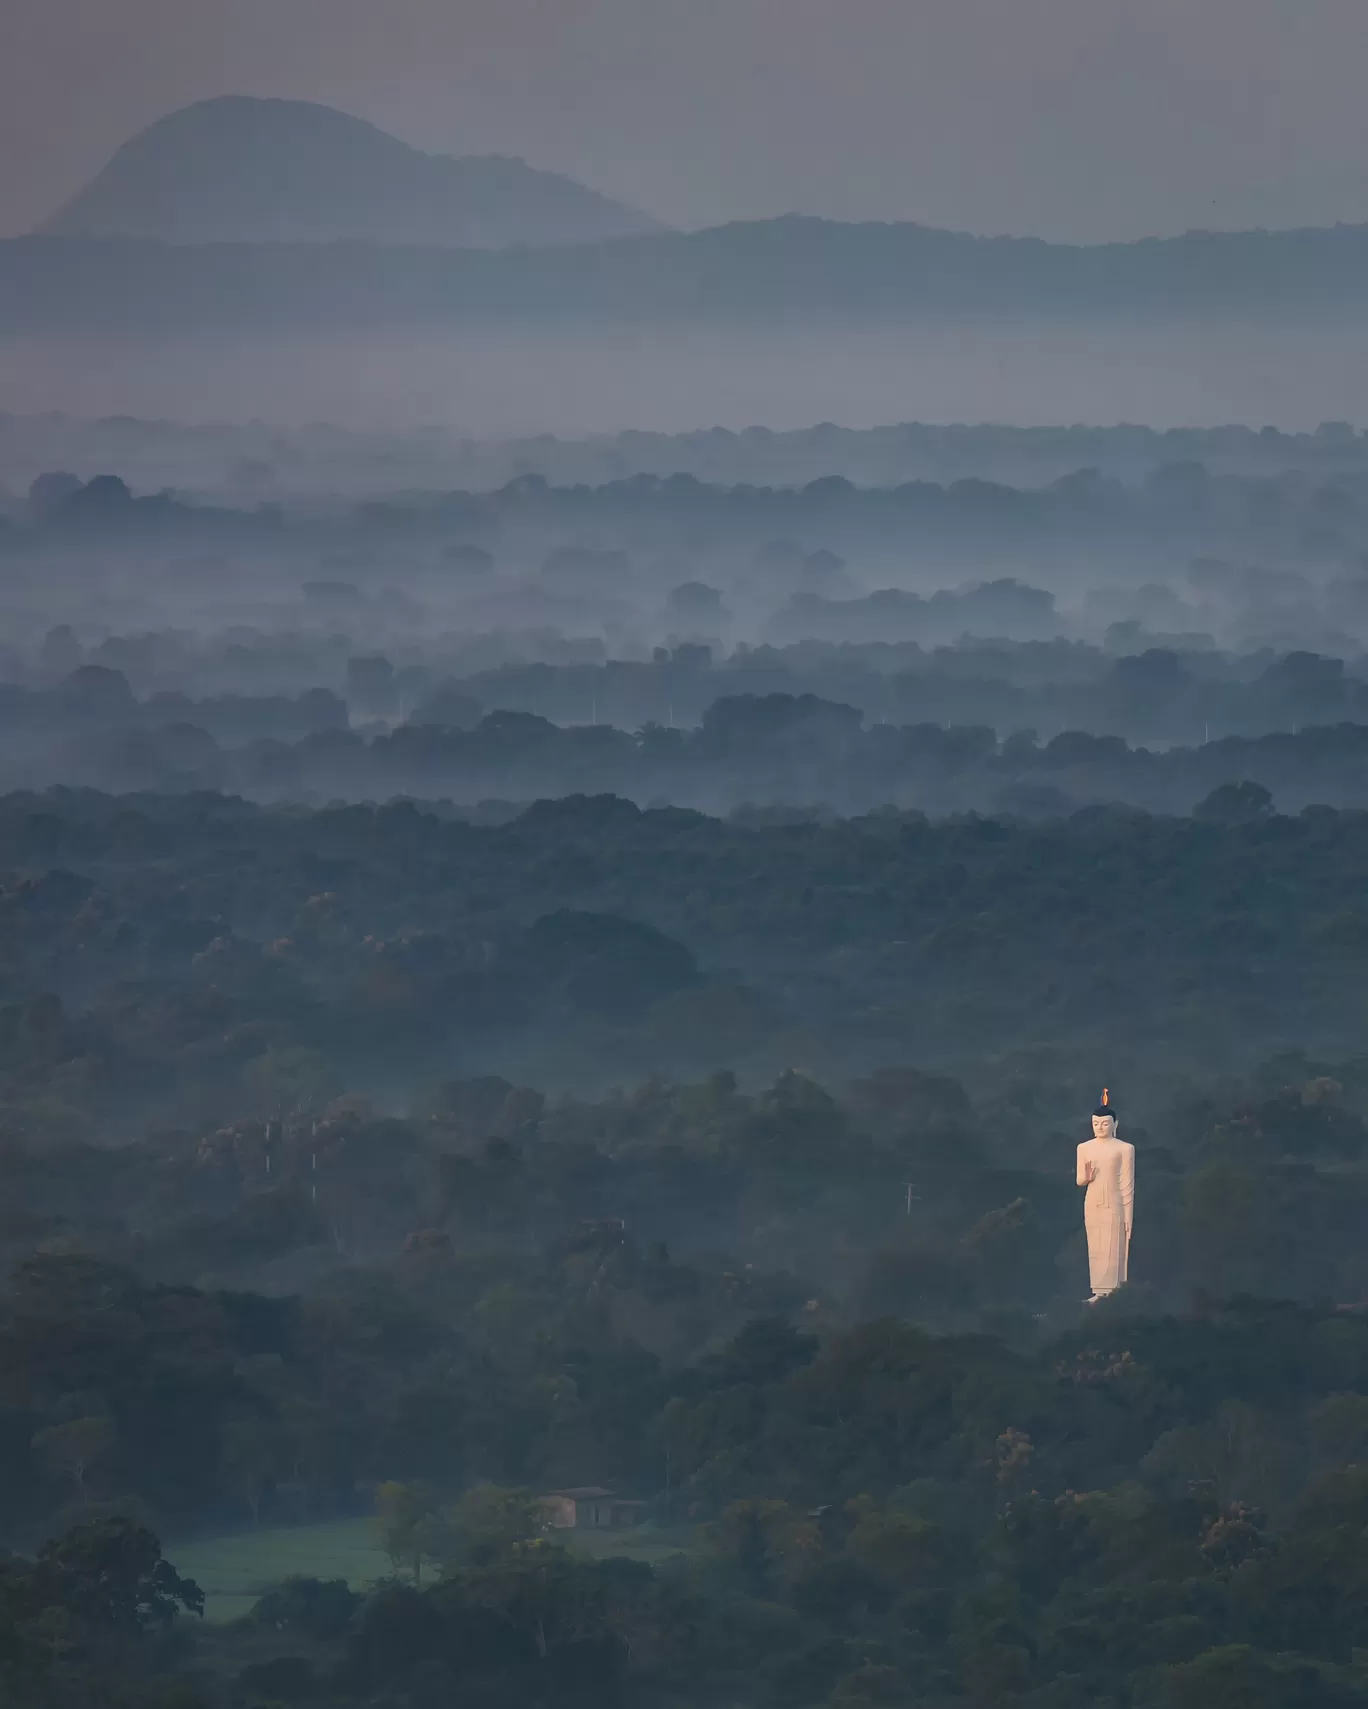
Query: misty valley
5,410,1368,1709
8,82,1368,1709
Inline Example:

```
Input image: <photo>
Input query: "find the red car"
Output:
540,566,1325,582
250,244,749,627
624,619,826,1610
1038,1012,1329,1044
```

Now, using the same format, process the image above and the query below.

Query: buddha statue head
1091,1088,1118,1139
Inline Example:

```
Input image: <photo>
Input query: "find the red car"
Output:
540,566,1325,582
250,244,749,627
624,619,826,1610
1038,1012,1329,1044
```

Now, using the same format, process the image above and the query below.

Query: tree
1195,780,1275,824
31,1416,116,1508
1152,1644,1328,1709
242,1045,337,1117
842,1491,954,1591
346,655,398,718
221,1417,285,1528
374,1481,442,1586
446,1483,547,1565
28,470,83,520
36,1516,203,1631
706,1499,800,1599
250,1575,360,1639
525,909,698,1019
459,1542,633,1676
1306,1392,1368,1471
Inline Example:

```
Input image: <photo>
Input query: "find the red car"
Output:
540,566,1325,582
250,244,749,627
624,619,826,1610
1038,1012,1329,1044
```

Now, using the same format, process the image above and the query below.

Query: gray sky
6,0,1368,242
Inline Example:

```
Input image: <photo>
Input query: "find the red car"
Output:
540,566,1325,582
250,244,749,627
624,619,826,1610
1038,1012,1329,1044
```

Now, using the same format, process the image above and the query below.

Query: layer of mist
5,318,1368,434
8,139,1368,1709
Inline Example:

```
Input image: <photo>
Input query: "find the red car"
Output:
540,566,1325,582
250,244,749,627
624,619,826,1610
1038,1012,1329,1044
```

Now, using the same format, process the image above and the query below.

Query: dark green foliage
2,783,1368,1704
5,792,1368,1139
35,1516,204,1631
249,1576,361,1640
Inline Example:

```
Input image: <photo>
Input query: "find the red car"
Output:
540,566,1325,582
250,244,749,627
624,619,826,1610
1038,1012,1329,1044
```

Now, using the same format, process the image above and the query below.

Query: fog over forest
8,83,1368,1709
10,317,1368,434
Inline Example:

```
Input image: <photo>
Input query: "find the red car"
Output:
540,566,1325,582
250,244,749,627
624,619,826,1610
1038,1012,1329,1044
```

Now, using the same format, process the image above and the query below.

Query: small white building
542,1487,644,1530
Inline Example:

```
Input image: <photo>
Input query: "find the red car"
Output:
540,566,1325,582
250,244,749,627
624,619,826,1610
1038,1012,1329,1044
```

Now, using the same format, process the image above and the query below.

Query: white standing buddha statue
1076,1088,1134,1302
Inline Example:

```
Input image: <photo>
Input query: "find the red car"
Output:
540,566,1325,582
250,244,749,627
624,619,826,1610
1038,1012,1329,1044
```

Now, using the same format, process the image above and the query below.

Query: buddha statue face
1092,1112,1117,1139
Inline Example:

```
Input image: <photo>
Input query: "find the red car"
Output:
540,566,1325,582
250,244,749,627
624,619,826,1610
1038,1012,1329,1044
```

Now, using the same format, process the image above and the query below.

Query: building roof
547,1486,616,1500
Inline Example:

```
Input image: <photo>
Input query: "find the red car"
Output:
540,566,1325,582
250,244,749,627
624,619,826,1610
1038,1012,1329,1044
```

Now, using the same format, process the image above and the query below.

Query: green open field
169,1517,693,1623
169,1518,392,1624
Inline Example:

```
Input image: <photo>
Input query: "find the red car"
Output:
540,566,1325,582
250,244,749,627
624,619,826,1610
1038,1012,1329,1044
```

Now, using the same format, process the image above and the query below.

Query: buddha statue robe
1076,1110,1134,1299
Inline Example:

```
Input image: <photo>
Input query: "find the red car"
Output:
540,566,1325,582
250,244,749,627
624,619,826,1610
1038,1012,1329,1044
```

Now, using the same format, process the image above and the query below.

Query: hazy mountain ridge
8,211,1368,332
38,95,664,249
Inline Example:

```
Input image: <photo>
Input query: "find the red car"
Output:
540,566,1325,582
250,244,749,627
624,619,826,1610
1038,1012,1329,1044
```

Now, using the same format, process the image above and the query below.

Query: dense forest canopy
3,787,1368,1114
13,8,1368,1691
8,1036,1368,1705
4,414,1368,499
5,420,1368,1709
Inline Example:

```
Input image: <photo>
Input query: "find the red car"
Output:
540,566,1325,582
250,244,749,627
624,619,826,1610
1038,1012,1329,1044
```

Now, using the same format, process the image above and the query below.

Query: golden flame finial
1101,1088,1110,1106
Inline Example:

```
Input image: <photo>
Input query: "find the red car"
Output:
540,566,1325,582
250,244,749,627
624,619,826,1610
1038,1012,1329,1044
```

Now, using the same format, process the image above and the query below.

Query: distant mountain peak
39,95,666,249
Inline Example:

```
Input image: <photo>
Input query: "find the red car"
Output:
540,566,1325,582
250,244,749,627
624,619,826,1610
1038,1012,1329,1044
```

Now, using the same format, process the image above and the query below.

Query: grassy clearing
170,1517,695,1623
169,1518,391,1624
